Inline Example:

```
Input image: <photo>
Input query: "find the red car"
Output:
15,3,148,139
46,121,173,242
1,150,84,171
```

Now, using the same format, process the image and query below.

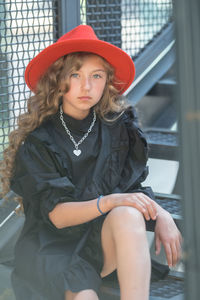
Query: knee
109,206,144,221
107,206,145,234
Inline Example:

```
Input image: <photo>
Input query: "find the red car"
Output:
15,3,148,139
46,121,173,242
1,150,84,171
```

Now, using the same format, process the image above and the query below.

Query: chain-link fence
0,0,58,156
0,0,173,157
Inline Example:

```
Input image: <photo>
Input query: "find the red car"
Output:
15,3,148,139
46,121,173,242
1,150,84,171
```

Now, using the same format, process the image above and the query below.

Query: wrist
100,194,116,213
155,202,170,218
97,196,106,215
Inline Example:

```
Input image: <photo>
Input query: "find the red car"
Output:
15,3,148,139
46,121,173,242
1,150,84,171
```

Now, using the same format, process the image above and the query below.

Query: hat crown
57,25,98,43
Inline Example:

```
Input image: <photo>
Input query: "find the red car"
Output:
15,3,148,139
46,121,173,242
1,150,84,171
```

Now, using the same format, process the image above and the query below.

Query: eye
93,73,102,79
70,73,79,78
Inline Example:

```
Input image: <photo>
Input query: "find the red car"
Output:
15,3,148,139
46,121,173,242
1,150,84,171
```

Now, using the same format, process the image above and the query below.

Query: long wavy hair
0,52,128,209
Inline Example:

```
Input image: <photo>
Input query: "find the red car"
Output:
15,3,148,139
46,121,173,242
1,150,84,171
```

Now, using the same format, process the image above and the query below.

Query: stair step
150,276,184,299
99,274,184,300
144,128,178,160
148,74,176,98
146,193,182,232
158,77,176,86
155,193,181,217
151,103,177,128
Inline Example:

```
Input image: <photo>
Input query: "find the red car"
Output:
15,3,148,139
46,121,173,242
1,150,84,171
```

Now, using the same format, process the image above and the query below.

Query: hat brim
25,39,135,94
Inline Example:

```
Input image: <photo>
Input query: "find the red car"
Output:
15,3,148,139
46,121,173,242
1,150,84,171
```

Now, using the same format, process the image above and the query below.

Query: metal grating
150,277,184,298
146,130,178,146
0,0,58,157
80,0,173,58
156,197,181,216
100,275,184,299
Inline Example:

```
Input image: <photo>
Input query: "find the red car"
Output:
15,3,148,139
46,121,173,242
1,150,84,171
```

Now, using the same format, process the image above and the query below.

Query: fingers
142,194,157,220
163,234,182,267
166,242,179,267
128,200,150,220
118,192,157,221
155,236,161,256
134,193,157,221
172,232,182,266
171,242,178,267
176,233,182,262
165,244,173,267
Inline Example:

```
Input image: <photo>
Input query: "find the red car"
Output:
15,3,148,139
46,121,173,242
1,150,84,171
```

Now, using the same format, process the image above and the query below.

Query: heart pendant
73,149,81,156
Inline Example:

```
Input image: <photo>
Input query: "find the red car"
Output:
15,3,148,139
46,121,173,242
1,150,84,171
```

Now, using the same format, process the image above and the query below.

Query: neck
61,105,90,120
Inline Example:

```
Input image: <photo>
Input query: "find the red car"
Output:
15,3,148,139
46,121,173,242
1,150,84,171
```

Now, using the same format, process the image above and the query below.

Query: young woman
1,25,182,300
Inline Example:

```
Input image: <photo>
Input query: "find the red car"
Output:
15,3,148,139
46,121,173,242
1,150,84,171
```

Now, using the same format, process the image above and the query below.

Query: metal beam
125,22,175,104
174,0,200,299
58,0,80,37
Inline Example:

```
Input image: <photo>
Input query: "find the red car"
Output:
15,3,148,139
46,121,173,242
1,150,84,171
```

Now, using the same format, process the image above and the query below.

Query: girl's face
62,54,107,119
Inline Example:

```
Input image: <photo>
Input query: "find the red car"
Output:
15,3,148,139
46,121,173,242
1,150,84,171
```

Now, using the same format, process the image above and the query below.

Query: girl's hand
154,208,182,267
109,193,158,221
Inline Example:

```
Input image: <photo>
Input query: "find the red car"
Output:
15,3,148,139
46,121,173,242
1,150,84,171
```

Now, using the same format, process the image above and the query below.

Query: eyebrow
92,69,106,73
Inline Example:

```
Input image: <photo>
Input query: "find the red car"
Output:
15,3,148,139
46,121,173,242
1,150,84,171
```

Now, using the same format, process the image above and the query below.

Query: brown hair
0,52,128,209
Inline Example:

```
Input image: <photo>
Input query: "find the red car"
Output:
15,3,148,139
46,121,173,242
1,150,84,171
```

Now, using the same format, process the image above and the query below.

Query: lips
78,96,92,100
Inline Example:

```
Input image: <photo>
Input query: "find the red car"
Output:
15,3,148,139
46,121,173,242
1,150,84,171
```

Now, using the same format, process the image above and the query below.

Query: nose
81,76,91,91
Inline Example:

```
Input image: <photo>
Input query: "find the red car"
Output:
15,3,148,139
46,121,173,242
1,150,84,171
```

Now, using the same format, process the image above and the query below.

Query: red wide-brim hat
25,25,135,94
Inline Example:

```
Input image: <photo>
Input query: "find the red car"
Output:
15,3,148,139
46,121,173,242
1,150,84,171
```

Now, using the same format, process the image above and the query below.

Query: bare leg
101,206,151,300
65,289,99,300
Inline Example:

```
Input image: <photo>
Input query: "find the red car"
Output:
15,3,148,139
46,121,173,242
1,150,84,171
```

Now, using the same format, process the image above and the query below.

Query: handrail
0,204,20,228
125,22,175,105
125,40,175,96
0,191,21,228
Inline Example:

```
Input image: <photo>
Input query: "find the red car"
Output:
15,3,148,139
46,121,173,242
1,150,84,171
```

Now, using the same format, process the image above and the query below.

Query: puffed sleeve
10,134,76,226
116,106,155,201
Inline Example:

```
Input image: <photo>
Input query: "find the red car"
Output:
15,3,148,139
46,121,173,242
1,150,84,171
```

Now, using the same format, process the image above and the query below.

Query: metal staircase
0,2,184,298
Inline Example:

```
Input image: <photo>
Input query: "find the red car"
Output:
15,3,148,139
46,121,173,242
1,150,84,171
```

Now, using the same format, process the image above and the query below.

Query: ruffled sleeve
115,106,155,200
10,133,76,227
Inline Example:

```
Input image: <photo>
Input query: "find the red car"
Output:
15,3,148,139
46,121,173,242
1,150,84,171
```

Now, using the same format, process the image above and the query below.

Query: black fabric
11,106,155,299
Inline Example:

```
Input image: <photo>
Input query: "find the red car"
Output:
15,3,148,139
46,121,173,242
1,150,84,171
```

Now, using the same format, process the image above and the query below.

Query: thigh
65,289,99,300
100,206,146,277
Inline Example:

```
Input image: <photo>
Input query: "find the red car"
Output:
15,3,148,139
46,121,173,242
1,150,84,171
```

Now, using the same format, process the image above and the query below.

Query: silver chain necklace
59,106,96,156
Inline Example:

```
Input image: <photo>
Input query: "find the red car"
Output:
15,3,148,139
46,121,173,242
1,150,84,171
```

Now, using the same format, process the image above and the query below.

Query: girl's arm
49,192,158,228
49,193,182,267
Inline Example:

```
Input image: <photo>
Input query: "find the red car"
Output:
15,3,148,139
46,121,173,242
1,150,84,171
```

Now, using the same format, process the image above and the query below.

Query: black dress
11,106,155,300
